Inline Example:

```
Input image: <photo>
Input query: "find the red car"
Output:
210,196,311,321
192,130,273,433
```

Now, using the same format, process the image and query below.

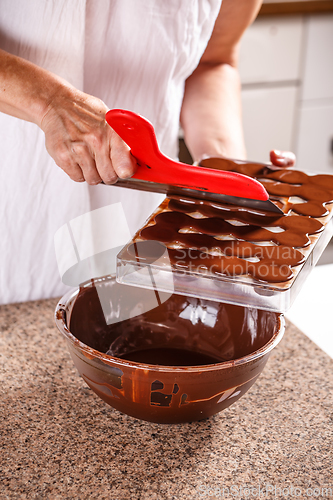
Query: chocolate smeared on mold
200,158,333,217
127,164,333,285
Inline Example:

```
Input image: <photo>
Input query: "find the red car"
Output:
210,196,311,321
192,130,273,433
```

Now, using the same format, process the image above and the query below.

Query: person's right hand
40,86,137,185
0,49,136,184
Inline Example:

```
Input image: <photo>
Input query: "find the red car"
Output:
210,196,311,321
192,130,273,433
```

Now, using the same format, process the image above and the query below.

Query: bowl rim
55,276,285,373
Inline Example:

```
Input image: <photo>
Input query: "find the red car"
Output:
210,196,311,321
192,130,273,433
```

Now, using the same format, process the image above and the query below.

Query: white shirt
0,0,221,304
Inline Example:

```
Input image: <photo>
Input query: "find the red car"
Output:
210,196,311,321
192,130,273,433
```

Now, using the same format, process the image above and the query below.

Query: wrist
185,133,247,164
0,49,73,127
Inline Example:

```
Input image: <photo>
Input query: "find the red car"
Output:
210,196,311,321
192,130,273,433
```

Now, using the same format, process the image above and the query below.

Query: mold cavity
225,220,248,226
210,248,224,256
168,243,185,249
243,256,260,263
178,228,200,234
262,226,284,233
189,212,206,219
251,241,277,247
258,177,302,187
257,178,275,183
214,235,237,241
288,196,306,204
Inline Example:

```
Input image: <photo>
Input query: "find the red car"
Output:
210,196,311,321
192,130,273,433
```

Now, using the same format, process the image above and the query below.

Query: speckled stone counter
1,297,332,500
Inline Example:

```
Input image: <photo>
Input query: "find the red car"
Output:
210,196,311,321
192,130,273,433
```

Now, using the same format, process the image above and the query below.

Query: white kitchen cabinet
295,14,333,173
239,13,333,173
239,15,304,84
301,14,333,101
241,86,298,162
238,16,304,161
296,103,333,173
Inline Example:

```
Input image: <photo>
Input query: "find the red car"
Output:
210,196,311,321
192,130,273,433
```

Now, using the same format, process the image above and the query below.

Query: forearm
0,48,72,126
180,61,246,163
0,48,136,184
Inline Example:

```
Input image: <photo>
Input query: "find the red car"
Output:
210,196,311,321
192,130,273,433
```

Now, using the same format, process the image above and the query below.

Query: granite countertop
1,297,332,500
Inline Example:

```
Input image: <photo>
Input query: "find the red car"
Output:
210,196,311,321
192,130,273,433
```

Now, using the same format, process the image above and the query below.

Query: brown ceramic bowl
55,276,284,424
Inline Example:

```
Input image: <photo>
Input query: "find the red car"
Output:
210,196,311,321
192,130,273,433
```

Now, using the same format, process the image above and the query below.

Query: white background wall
240,13,333,356
239,13,333,173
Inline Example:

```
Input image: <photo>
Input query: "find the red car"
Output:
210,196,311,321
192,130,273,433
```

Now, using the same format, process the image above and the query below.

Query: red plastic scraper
105,109,283,215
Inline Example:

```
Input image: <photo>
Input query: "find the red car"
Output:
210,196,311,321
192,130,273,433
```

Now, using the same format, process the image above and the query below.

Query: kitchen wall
239,12,333,172
239,10,333,263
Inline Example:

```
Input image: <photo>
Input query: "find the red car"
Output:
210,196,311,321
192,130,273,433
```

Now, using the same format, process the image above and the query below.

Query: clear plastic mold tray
116,167,333,313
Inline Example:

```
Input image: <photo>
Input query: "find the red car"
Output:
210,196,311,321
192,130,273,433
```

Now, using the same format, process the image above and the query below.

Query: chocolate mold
117,163,333,312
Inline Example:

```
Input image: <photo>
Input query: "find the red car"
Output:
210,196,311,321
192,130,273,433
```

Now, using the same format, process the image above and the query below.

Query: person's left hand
270,150,296,168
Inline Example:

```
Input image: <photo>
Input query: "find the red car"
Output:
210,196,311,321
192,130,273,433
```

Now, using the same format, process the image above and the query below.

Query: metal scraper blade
115,178,284,215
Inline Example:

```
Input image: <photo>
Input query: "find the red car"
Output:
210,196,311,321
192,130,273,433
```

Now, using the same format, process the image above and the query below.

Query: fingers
45,141,85,182
93,129,137,185
47,140,102,185
67,133,137,185
92,140,118,185
47,127,137,185
61,162,85,183
109,131,137,179
270,150,296,168
71,142,102,185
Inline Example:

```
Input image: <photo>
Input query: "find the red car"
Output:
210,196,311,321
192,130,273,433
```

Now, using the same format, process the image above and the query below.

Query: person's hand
270,150,296,168
40,87,137,185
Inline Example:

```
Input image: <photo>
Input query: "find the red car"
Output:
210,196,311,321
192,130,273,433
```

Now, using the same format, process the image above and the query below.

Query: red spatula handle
105,109,269,201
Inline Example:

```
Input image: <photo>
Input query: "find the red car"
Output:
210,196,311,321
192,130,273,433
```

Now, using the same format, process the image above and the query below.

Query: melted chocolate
65,278,282,423
116,347,223,366
126,162,333,285
70,282,278,363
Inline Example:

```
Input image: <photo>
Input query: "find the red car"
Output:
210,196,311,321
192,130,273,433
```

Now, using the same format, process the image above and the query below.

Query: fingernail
104,176,118,185
117,167,133,179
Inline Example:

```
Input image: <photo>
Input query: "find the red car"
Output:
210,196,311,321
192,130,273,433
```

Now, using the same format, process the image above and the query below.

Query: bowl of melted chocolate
55,275,284,424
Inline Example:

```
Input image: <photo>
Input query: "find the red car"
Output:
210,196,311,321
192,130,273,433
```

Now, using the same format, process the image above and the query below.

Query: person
0,0,294,305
